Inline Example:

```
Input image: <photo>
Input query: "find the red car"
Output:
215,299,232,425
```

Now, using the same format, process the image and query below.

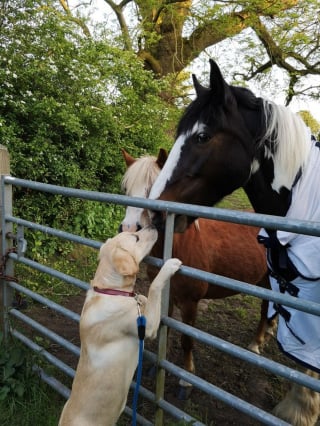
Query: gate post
0,145,13,339
155,212,175,425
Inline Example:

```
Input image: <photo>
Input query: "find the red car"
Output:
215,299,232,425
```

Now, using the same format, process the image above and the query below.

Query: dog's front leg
144,258,182,339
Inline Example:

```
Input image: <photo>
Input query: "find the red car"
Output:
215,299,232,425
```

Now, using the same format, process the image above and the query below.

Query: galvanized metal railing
1,174,320,425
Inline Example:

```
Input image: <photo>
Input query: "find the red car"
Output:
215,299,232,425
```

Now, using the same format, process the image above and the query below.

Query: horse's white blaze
149,133,186,199
121,184,149,231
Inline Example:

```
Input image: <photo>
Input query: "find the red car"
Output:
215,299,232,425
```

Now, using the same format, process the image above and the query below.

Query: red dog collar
93,287,135,297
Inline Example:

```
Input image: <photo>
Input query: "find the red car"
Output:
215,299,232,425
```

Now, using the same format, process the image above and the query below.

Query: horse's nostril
136,223,142,231
118,224,123,233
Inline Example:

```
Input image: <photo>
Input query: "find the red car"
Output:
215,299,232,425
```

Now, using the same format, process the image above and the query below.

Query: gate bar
146,256,320,316
5,176,320,236
5,215,101,249
10,308,80,357
11,329,76,378
8,281,80,322
162,317,320,392
9,253,89,291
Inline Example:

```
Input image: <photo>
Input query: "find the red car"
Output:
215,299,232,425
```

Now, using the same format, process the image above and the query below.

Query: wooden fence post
0,145,13,338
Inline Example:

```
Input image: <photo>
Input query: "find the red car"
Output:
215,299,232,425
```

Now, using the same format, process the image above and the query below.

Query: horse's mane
121,155,160,196
227,88,311,191
261,100,312,191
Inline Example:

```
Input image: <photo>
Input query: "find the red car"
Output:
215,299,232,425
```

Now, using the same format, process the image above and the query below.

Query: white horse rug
260,138,320,372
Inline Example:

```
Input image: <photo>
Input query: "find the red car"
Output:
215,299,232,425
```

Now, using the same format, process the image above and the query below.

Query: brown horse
120,148,276,398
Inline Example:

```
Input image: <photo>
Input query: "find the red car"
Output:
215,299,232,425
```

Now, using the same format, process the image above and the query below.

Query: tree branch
59,0,91,37
103,0,132,50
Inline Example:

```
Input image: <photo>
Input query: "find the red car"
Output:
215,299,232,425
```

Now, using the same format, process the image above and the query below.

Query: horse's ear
209,59,230,105
156,148,168,169
121,149,136,167
192,74,209,98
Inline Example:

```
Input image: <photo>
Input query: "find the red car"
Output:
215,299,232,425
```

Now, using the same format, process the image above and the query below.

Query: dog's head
92,225,158,289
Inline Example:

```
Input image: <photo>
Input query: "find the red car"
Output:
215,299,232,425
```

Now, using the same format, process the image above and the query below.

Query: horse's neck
244,168,290,216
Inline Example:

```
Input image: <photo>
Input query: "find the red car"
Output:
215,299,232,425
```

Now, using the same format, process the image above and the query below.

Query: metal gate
1,147,320,425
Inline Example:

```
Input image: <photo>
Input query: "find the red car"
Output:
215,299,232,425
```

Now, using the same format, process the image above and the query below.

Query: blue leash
132,313,146,426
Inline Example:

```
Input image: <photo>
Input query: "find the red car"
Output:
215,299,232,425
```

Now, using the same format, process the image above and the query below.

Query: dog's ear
98,240,111,261
112,247,139,276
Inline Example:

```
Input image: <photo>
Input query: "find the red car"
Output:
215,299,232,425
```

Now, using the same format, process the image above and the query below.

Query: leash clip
135,294,142,317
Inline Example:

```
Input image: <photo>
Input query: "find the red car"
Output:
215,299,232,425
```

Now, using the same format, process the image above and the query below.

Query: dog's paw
162,258,182,277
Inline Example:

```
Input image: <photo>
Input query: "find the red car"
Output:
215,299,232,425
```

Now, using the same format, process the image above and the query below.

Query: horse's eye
196,133,210,144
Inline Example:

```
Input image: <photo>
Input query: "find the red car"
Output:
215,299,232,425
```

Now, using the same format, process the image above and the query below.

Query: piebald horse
120,148,276,398
150,60,320,425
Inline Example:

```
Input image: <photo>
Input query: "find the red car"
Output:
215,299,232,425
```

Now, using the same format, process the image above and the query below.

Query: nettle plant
0,333,37,400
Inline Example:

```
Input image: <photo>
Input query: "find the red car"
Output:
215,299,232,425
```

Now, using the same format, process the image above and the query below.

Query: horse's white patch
191,121,206,135
149,133,186,199
250,158,260,175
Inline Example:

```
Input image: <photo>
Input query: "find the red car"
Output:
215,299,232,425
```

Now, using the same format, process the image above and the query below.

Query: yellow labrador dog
59,225,181,426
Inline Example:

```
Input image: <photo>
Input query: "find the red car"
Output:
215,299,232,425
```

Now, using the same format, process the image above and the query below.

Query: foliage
299,111,320,138
0,332,39,400
0,0,177,243
15,241,98,302
0,333,61,425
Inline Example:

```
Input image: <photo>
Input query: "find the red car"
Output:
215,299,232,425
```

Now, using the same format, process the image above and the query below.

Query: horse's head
149,60,265,229
150,59,312,230
119,148,167,232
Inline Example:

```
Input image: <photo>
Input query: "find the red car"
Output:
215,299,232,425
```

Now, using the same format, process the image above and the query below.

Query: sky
70,0,320,123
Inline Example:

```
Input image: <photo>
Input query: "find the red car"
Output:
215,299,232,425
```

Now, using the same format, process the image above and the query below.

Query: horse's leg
248,299,277,354
273,370,320,426
177,299,198,400
248,273,277,354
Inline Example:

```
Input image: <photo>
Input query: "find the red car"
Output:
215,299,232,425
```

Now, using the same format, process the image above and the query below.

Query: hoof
248,342,260,354
177,384,193,400
266,327,276,337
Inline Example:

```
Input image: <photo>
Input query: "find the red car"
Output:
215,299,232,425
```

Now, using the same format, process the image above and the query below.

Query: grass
1,384,62,426
1,189,252,425
217,188,251,210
